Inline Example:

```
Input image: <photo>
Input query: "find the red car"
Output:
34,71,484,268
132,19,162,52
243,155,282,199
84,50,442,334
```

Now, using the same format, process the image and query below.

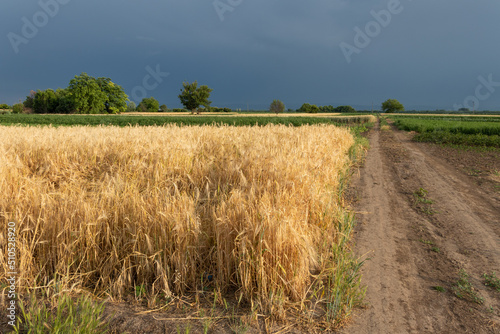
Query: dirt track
344,122,500,333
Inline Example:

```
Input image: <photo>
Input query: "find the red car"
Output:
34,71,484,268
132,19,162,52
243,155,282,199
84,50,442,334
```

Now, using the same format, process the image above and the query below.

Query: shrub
12,103,24,114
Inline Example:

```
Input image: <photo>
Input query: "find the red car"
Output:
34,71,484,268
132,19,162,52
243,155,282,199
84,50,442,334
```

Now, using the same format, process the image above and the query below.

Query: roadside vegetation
0,122,371,332
389,115,500,147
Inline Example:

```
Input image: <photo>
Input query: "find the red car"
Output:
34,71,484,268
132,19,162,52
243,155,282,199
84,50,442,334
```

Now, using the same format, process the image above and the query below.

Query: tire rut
343,122,500,334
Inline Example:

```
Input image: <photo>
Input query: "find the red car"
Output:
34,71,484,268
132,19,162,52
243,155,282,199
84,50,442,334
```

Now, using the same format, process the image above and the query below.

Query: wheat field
0,124,363,326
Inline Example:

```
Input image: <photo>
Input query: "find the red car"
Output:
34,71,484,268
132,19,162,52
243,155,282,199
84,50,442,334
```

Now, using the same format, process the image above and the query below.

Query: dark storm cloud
1,0,499,110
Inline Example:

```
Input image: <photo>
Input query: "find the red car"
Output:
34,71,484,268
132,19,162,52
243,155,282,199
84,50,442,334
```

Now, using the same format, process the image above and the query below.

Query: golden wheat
0,124,357,320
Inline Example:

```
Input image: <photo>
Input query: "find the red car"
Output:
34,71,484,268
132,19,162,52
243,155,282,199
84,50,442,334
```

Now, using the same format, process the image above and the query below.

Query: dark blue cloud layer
1,0,499,110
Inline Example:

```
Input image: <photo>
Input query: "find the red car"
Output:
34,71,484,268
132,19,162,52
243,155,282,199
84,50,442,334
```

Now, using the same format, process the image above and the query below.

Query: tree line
2,72,405,114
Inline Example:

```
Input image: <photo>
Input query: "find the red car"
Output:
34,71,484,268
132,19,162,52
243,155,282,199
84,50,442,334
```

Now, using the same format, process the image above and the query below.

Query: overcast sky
1,0,499,110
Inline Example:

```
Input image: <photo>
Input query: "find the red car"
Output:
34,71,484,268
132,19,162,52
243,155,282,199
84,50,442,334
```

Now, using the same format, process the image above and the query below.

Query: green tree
334,105,356,113
33,89,58,113
309,105,320,113
381,99,404,113
54,89,76,114
298,103,312,113
68,73,107,114
178,81,213,114
12,103,24,114
138,97,160,113
269,99,285,115
127,101,137,112
159,104,168,112
97,77,128,113
319,105,335,113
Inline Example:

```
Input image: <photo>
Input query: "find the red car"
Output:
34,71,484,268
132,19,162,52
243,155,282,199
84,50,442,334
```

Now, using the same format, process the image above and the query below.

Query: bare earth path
343,122,500,334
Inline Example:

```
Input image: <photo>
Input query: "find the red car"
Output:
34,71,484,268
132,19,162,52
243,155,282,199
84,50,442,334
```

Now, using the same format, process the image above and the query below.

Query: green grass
0,114,370,127
13,292,108,333
453,269,484,304
483,272,500,292
432,286,446,292
389,115,500,147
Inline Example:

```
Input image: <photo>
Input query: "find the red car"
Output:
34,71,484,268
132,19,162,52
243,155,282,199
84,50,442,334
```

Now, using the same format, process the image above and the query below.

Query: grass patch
13,290,107,333
453,269,484,304
432,286,446,293
483,272,500,292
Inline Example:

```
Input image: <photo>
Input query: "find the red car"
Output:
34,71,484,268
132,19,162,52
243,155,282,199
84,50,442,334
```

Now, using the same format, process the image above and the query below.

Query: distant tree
334,105,356,113
270,100,285,115
53,89,76,114
309,105,320,113
381,99,404,113
97,77,128,114
298,103,312,113
127,101,137,112
458,108,469,112
178,81,213,114
68,73,107,114
138,97,160,113
12,103,24,114
320,105,335,113
33,89,58,113
67,73,127,114
159,104,168,112
23,90,36,110
0,103,10,109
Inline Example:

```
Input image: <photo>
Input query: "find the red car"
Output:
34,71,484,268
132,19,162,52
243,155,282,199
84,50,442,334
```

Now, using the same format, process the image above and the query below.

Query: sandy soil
343,122,500,334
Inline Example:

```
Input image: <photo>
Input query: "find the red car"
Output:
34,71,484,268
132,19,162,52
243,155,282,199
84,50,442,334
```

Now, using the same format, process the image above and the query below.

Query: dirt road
344,122,500,334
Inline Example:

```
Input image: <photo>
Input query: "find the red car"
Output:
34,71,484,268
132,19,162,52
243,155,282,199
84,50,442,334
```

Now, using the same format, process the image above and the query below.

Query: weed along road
344,120,500,334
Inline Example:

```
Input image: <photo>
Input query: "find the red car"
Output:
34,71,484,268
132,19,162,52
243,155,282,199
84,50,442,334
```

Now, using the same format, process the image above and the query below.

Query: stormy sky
1,0,499,111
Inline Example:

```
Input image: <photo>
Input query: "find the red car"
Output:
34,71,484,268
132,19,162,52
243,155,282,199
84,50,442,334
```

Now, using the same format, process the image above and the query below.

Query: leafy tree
298,103,319,113
0,103,10,109
68,73,107,114
309,105,320,113
178,81,213,114
319,105,335,113
269,100,285,115
127,101,137,112
23,90,36,110
298,103,312,113
54,89,76,114
159,104,168,112
97,77,128,114
138,97,160,113
12,103,24,114
381,99,404,113
33,89,58,114
334,105,356,113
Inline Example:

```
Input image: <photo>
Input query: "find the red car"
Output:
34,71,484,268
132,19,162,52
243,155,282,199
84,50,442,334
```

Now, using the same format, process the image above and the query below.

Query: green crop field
0,114,374,128
388,115,500,147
